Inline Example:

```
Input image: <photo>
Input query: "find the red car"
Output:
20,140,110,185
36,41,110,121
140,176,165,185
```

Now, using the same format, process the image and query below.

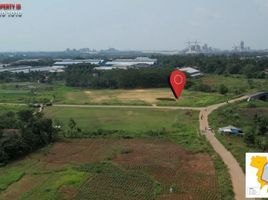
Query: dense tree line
0,71,64,83
0,58,54,66
0,109,58,165
64,55,267,88
156,55,268,78
65,65,174,89
0,55,267,87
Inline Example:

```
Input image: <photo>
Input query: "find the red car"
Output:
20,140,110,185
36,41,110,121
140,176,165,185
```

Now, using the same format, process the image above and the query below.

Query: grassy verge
0,104,26,114
20,168,87,200
0,169,25,191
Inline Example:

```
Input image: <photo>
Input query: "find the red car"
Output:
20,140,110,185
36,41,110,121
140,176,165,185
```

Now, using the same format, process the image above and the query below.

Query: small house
179,67,203,78
218,125,244,136
247,92,268,102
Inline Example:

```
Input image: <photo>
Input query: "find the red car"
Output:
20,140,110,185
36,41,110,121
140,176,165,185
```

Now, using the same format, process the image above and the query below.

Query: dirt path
53,104,203,110
199,95,252,200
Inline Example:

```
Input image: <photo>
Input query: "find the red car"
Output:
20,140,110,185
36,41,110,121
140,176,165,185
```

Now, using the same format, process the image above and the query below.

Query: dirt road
199,96,250,200
53,104,203,110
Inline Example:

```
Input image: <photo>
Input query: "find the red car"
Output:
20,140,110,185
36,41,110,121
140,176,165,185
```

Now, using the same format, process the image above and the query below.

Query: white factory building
179,67,203,77
94,66,128,71
0,66,65,73
0,57,157,73
105,57,157,67
53,59,104,66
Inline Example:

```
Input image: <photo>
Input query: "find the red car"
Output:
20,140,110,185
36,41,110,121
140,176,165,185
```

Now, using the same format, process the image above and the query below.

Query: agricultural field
0,139,226,200
209,100,268,170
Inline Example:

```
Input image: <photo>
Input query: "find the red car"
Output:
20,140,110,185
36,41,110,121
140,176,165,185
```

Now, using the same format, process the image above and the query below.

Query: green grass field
45,107,205,151
0,104,27,115
0,82,227,107
45,107,195,131
209,100,268,170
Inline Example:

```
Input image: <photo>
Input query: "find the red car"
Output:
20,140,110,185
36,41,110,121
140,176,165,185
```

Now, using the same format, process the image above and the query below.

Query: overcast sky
1,0,268,51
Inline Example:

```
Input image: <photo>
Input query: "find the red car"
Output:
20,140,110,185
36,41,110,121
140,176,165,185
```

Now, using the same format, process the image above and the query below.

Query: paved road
199,95,251,200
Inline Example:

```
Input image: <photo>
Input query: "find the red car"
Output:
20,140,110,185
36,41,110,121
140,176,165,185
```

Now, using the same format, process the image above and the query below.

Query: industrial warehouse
0,57,157,73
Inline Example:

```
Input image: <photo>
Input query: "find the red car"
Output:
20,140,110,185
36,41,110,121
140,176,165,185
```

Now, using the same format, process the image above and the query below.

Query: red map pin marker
169,70,187,99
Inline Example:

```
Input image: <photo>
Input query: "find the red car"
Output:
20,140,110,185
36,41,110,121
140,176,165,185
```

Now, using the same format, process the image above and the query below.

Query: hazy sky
1,0,268,51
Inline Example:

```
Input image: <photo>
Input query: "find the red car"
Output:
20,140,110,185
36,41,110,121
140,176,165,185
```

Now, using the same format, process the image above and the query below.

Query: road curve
199,95,252,200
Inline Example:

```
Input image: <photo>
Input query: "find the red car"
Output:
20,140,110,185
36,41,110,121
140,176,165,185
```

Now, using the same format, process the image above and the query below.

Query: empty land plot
0,82,233,107
68,88,232,107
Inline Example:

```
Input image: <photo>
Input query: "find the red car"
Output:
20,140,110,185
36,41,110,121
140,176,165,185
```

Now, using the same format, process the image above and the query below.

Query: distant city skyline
1,0,268,51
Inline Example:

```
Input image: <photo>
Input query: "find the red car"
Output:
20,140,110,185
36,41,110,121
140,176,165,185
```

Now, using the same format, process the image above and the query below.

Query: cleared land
0,83,229,107
0,75,266,107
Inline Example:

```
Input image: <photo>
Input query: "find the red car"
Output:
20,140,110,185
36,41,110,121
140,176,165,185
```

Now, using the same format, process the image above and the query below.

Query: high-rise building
240,41,245,51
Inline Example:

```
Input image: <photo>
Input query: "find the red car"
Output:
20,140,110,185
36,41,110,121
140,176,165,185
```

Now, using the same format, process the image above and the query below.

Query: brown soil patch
0,139,219,200
41,139,117,166
116,89,173,103
65,92,77,101
113,139,218,199
59,186,77,200
84,89,174,103
84,91,111,102
44,139,219,199
0,175,47,200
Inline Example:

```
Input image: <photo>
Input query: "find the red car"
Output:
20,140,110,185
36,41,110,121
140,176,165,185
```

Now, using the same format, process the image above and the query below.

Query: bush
219,84,229,95
193,83,213,93
0,109,58,164
244,130,255,146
